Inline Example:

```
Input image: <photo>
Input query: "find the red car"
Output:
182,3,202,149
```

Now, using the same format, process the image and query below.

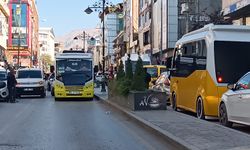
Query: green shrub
116,60,125,81
117,77,131,96
125,57,133,80
131,57,146,91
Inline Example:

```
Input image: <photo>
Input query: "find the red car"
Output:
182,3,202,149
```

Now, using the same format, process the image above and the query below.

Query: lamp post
84,0,113,92
73,31,86,51
16,0,22,69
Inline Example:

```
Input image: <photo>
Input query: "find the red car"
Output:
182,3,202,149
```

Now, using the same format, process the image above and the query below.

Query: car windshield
17,70,42,78
129,61,150,73
0,71,7,80
56,59,92,86
214,41,250,83
146,68,158,78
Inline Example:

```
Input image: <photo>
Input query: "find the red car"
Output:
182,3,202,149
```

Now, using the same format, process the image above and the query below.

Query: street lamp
73,31,86,51
84,0,113,92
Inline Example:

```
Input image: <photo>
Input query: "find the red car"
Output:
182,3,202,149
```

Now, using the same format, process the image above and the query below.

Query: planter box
128,90,167,111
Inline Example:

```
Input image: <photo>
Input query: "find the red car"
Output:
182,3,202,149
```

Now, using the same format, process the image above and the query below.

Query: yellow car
143,65,167,88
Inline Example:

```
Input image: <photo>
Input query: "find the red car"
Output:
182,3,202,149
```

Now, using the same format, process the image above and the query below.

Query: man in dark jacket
144,69,151,89
7,67,17,103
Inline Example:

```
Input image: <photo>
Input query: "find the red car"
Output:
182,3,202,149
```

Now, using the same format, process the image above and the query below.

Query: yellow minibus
170,24,250,119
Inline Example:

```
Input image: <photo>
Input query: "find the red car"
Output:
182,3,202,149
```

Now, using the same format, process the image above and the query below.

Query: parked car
219,72,250,127
143,65,167,88
16,68,46,98
0,67,8,101
150,71,170,103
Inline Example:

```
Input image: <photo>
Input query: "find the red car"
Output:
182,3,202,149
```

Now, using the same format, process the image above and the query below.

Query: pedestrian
144,69,151,89
7,67,17,103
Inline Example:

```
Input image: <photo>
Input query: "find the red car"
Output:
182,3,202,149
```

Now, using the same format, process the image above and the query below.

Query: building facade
222,0,250,25
39,27,55,61
7,0,39,68
123,0,139,54
151,0,178,65
178,0,222,38
100,4,123,68
138,0,152,55
0,0,9,64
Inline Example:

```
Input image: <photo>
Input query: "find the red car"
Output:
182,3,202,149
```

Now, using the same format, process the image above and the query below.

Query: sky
37,0,122,37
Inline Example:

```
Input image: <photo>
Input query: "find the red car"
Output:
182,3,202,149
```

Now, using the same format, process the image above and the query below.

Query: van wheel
172,93,177,111
196,97,205,119
219,103,233,127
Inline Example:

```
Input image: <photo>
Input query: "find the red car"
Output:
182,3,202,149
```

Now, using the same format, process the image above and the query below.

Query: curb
94,94,198,150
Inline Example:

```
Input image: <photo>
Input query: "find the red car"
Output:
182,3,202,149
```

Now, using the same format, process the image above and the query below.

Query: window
143,31,150,45
236,73,250,90
172,40,207,77
146,68,158,78
214,41,250,83
17,70,42,78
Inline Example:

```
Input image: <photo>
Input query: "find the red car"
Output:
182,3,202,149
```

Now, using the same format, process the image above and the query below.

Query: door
229,73,250,124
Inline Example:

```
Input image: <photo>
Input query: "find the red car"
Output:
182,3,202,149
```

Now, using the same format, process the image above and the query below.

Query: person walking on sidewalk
7,67,17,103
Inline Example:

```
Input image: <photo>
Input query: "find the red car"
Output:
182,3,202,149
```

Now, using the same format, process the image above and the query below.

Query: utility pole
83,31,86,51
160,0,163,65
102,0,105,84
150,0,154,62
84,0,114,92
17,0,22,69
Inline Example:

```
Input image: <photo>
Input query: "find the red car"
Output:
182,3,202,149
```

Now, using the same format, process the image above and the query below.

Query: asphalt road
0,94,178,150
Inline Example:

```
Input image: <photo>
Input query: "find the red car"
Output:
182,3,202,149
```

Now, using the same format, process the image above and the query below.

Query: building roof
39,27,55,38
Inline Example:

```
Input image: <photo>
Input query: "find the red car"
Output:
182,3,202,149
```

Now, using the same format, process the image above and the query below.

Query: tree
116,59,125,81
40,54,53,73
131,57,146,91
125,56,133,79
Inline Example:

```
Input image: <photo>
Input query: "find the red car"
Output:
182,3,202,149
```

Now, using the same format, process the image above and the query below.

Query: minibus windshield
214,41,250,83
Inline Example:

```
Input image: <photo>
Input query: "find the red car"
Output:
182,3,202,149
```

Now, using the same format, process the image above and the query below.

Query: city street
0,93,177,150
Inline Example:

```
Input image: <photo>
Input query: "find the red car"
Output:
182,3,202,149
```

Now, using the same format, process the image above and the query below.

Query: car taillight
217,77,223,83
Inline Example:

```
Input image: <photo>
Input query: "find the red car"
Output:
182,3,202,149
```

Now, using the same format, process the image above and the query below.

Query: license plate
24,88,33,91
69,91,80,95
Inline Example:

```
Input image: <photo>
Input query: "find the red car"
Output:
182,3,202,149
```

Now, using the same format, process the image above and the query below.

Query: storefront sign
224,0,250,15
7,46,29,51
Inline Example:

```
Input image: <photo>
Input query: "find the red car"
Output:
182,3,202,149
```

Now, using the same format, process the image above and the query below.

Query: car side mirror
227,83,236,90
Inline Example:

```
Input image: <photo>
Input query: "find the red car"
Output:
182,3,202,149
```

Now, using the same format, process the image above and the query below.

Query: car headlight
39,81,44,85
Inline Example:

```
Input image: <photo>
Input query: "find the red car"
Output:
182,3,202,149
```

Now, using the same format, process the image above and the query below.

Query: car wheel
41,92,46,98
196,97,205,119
172,92,177,111
219,103,233,127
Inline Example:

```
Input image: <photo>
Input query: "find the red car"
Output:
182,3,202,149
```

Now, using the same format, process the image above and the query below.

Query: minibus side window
173,40,207,77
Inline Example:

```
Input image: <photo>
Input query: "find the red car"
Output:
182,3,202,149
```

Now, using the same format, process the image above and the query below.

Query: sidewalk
94,87,108,100
94,89,250,150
